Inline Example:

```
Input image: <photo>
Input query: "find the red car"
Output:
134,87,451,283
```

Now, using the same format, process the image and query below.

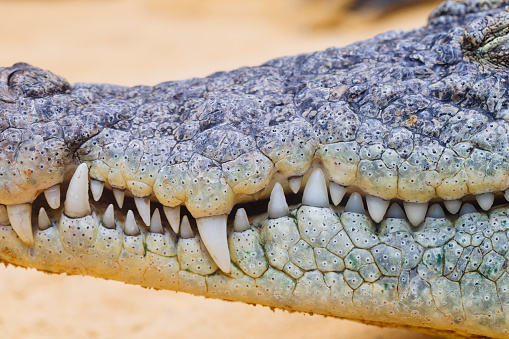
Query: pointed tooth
103,204,115,229
302,168,329,207
459,203,477,216
7,204,33,245
163,206,180,234
366,195,389,223
44,185,61,209
38,207,52,230
134,197,151,226
64,163,91,218
90,179,104,202
180,215,194,239
125,210,140,236
386,203,406,219
426,204,446,218
329,182,347,206
0,205,10,225
444,199,461,214
196,214,230,273
344,192,366,215
288,177,302,194
113,188,125,208
403,202,428,226
268,182,289,219
234,208,250,232
150,208,163,234
505,189,509,201
475,192,494,211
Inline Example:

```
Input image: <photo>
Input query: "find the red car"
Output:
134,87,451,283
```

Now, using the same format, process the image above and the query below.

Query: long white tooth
7,204,33,245
0,205,10,225
90,179,104,202
150,208,163,234
64,163,91,218
234,208,250,232
344,192,366,215
426,204,446,218
196,214,230,273
386,203,406,219
38,207,51,230
505,189,509,201
403,202,428,226
302,168,329,207
180,216,194,239
125,210,140,236
113,188,125,208
134,197,151,226
103,204,115,229
44,185,61,209
444,199,461,214
163,206,180,234
268,182,289,219
459,203,477,216
329,182,347,206
288,177,302,194
366,195,389,223
475,192,494,211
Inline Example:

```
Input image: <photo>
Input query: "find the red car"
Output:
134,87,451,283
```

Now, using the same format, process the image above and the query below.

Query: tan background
0,1,442,338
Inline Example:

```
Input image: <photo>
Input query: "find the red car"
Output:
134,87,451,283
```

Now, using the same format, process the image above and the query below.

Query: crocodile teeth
7,204,33,245
475,192,494,211
268,182,289,218
459,203,477,216
234,208,250,232
288,177,302,194
403,202,428,226
329,182,347,206
426,204,446,218
302,168,329,207
0,205,10,225
125,210,140,236
196,214,230,273
366,195,389,223
444,199,461,214
150,208,163,234
386,203,406,219
134,197,151,226
38,207,52,230
345,192,366,215
180,215,194,239
163,206,180,234
103,204,115,229
64,163,91,218
113,188,125,208
90,179,104,202
44,185,61,209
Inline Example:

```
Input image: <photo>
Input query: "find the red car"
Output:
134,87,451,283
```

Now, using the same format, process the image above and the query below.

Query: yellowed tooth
134,197,151,226
7,203,33,245
112,188,125,208
64,163,91,218
196,214,230,273
44,184,61,209
125,210,140,236
288,177,302,194
38,207,52,230
163,206,180,234
90,179,104,202
0,205,10,225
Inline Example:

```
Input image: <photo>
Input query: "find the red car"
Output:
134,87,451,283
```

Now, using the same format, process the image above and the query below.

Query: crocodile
3,0,509,337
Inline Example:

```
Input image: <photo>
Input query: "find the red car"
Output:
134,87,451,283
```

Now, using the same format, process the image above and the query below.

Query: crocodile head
2,0,509,337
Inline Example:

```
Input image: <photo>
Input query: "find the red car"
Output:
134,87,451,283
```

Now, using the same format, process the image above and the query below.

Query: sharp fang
302,168,329,207
90,179,104,202
64,163,91,218
103,204,115,229
366,195,389,223
0,205,10,225
113,188,125,208
134,197,151,226
268,182,289,219
475,192,494,211
288,177,302,194
459,203,477,216
44,185,61,209
444,200,461,214
386,203,406,219
426,204,446,218
163,206,180,234
196,214,230,273
7,204,33,245
234,208,250,232
505,189,509,201
38,207,52,230
329,182,347,206
150,208,163,234
403,202,428,226
180,215,194,239
344,192,366,215
125,210,140,236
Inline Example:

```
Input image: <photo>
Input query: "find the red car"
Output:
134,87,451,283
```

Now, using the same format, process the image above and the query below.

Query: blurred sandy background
0,0,442,338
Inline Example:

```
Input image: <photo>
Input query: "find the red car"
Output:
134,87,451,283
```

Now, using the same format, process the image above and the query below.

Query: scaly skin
1,0,509,337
